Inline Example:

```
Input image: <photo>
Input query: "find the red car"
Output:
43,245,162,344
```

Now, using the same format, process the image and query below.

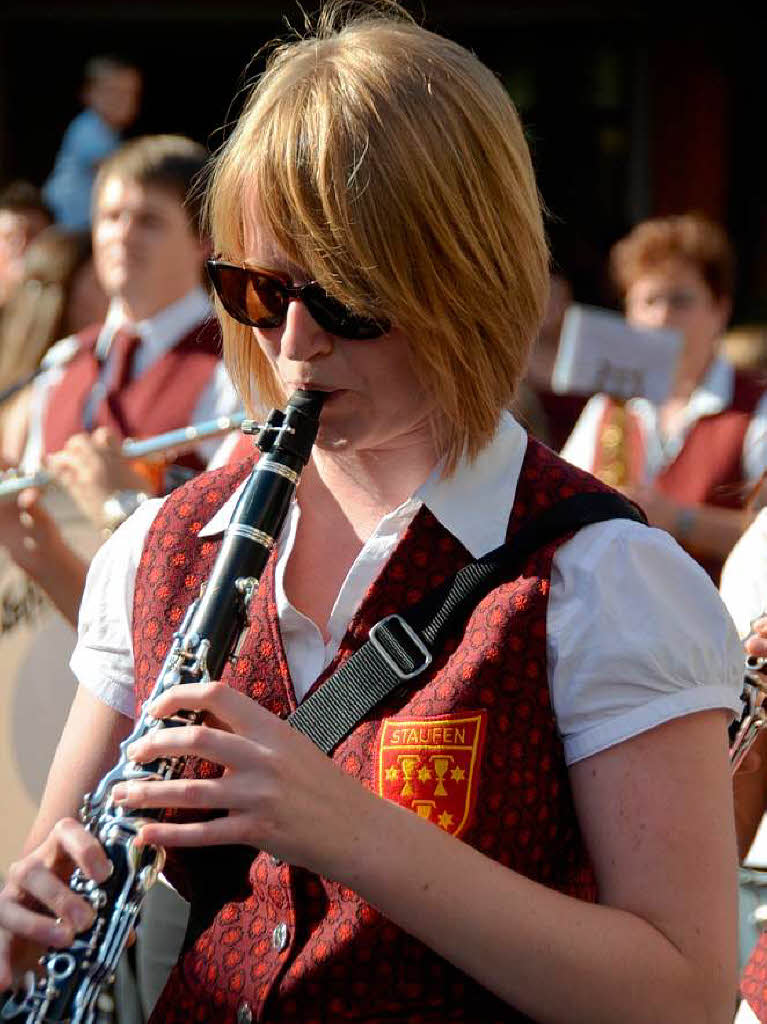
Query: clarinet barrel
1,389,325,1024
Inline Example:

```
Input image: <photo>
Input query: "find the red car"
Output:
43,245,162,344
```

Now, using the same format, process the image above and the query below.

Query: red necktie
106,327,141,396
82,326,141,433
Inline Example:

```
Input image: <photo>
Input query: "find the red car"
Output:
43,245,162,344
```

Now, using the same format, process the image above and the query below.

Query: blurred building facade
1,0,764,321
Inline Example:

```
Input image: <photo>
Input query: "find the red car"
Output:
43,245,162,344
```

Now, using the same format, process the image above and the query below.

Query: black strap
288,491,646,753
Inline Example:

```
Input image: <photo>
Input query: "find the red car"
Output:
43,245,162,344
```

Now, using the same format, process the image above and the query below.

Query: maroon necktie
106,327,141,395
82,326,141,433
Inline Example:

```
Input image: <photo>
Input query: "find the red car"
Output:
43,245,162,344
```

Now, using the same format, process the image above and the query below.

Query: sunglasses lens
303,284,389,340
207,261,389,339
208,262,287,328
245,272,286,326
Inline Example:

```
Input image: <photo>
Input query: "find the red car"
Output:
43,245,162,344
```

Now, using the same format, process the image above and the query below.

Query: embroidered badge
376,712,486,837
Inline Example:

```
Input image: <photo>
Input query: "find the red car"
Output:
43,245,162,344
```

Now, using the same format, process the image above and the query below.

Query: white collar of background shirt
199,410,528,558
96,285,212,362
631,355,734,472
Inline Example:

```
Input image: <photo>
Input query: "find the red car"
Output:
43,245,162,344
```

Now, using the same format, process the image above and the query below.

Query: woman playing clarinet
0,5,743,1022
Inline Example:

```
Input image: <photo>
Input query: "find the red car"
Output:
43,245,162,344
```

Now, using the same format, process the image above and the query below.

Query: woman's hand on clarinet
0,819,112,988
110,683,373,876
746,615,767,661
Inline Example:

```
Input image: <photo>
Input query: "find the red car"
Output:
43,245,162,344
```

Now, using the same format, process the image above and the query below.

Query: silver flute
1,390,325,1023
0,412,247,502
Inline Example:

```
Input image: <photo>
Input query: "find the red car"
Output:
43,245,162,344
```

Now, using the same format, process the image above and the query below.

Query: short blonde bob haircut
206,2,548,470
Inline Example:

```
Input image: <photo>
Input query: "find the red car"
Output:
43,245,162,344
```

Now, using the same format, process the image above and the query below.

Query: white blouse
720,508,767,640
72,413,743,766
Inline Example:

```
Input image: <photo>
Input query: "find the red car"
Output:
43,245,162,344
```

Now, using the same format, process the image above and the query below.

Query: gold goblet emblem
412,800,437,821
397,754,421,797
429,754,454,797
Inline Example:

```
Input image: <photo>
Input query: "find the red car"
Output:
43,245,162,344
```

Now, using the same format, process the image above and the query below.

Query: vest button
272,922,289,951
236,1001,253,1024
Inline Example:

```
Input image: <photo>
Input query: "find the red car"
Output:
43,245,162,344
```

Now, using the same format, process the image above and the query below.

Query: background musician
562,213,766,582
21,132,240,474
0,7,742,1023
0,133,240,624
0,182,52,310
0,227,108,464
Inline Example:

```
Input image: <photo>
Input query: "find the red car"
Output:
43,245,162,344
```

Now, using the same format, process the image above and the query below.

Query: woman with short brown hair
564,212,765,582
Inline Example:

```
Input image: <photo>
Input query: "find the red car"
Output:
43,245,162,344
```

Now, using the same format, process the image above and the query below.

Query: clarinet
2,389,325,1023
730,653,767,773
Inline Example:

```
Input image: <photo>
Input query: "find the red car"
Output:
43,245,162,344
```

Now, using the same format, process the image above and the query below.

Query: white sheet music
551,304,681,403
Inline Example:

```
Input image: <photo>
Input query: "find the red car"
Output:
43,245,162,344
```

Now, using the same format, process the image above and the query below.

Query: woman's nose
280,298,334,361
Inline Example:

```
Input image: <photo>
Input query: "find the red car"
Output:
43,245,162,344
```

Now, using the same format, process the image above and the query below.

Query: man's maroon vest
132,440,614,1024
42,317,223,456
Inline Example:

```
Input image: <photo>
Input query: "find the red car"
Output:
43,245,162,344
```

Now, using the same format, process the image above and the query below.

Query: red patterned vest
743,943,767,1021
133,440,612,1024
42,316,223,457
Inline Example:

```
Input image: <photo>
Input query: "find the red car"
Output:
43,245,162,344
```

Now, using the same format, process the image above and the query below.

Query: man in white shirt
0,134,240,624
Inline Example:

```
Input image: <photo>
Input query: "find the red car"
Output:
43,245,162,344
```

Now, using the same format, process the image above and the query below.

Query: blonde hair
206,3,548,469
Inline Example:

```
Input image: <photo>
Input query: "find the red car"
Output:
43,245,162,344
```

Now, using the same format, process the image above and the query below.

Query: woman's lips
291,385,344,400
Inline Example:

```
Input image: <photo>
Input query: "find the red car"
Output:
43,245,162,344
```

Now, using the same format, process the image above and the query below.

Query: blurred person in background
22,133,238,474
0,183,52,308
43,56,142,230
562,213,766,581
0,134,239,627
0,227,108,463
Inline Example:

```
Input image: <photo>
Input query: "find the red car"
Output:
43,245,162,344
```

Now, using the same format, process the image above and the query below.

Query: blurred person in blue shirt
43,56,142,230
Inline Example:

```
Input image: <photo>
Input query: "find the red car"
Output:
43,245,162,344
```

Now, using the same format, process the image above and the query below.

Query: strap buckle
368,615,432,680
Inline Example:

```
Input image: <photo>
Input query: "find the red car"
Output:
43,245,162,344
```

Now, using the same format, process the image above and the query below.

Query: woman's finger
749,615,767,638
125,723,259,772
135,814,252,850
746,634,767,658
46,818,113,883
112,776,249,812
147,681,274,737
5,861,95,935
0,898,77,949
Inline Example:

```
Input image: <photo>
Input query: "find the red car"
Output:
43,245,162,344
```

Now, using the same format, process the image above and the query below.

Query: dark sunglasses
206,259,390,341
